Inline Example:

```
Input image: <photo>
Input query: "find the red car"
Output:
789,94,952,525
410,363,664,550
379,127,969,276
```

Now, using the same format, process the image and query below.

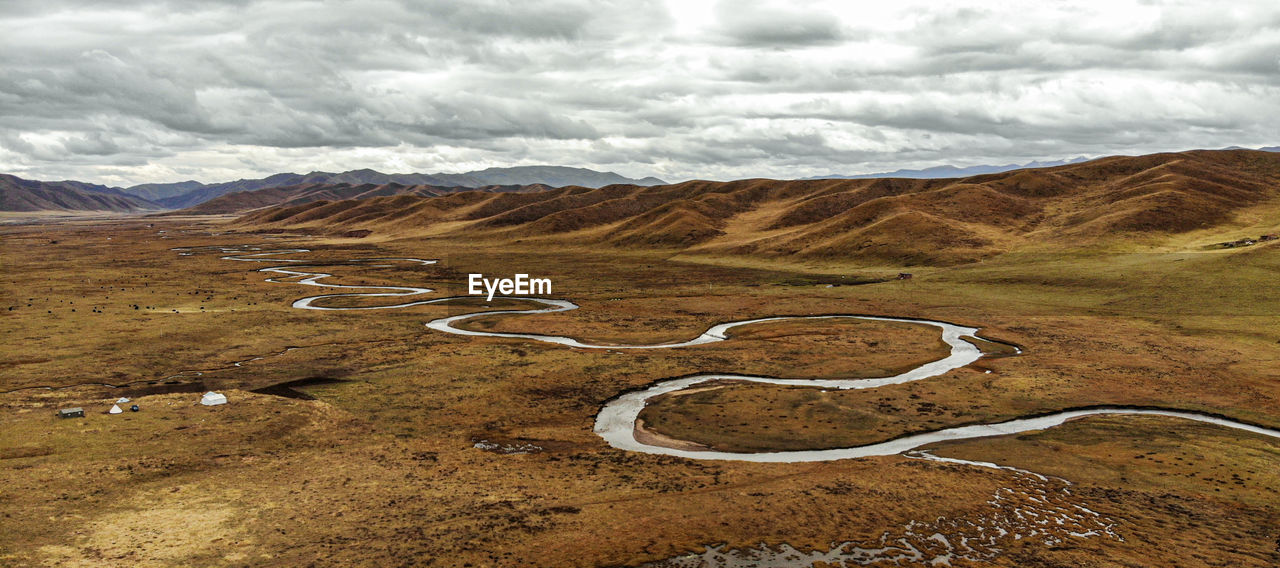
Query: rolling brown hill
0,174,160,212
171,182,553,215
232,150,1280,264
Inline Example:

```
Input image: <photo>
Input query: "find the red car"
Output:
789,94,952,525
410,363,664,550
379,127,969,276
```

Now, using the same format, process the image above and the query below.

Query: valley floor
1,216,1278,567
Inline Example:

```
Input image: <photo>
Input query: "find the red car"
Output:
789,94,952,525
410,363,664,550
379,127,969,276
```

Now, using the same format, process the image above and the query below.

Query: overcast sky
2,0,1278,186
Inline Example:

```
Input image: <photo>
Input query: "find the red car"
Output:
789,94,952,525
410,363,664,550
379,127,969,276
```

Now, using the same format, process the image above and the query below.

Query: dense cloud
1,0,1278,185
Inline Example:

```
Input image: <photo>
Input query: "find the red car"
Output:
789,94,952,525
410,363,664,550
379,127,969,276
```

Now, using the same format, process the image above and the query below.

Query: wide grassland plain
1,216,1278,567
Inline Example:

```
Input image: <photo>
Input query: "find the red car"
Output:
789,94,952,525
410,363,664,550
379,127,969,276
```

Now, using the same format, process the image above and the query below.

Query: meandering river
187,246,1280,467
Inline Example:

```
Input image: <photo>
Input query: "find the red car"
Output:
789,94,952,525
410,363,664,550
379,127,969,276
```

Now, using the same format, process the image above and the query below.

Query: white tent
108,404,123,414
200,391,228,406
116,397,131,404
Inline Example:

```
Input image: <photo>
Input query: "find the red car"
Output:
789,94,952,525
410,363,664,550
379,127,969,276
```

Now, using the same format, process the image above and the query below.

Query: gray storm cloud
0,0,1277,185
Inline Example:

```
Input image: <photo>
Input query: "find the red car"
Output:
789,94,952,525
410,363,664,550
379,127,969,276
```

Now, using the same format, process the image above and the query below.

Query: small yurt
200,391,228,406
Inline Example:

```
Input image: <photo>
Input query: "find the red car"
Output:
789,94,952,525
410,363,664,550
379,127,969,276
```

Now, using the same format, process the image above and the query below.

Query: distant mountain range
807,147,1280,180
124,180,206,201
0,165,666,212
7,148,1278,213
176,182,552,215
127,166,667,209
804,158,1092,180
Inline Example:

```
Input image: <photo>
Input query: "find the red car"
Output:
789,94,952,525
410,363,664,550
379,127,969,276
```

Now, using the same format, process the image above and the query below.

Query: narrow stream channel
185,246,1280,467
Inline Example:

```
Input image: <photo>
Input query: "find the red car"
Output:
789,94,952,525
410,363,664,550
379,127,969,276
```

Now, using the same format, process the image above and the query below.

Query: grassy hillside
230,149,1280,264
170,182,551,215
0,174,160,212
